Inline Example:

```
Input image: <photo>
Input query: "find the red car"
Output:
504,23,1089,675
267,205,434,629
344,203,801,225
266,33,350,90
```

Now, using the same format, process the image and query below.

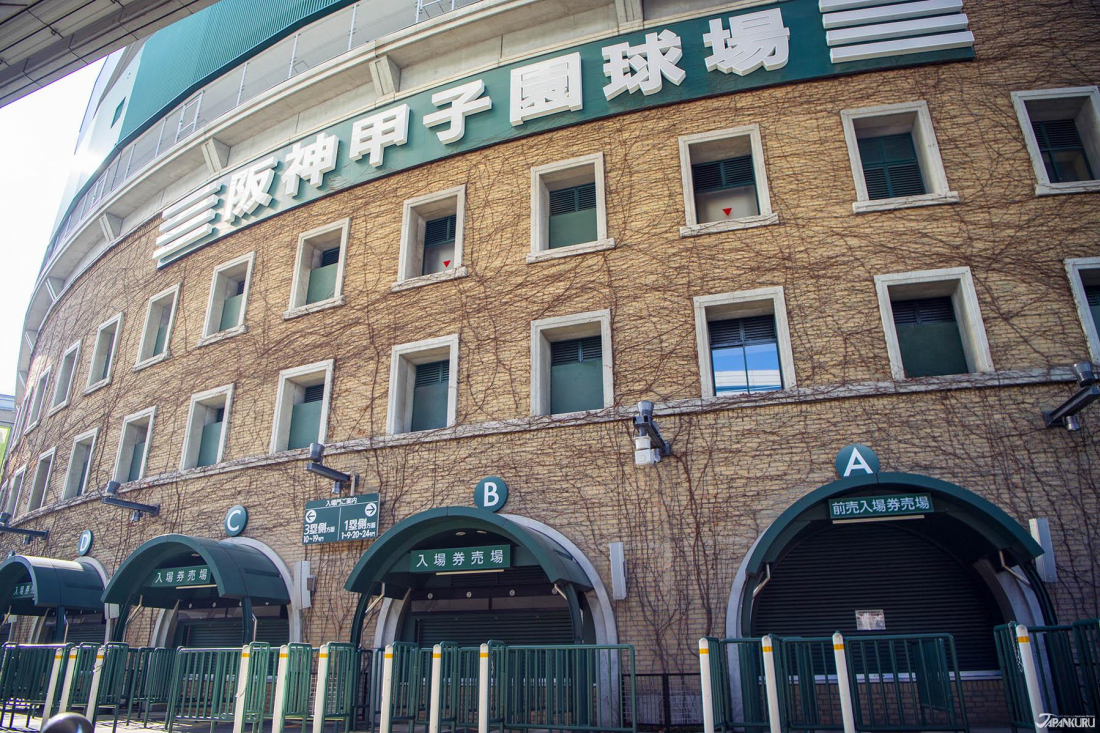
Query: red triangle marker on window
443,260,451,267
722,207,733,216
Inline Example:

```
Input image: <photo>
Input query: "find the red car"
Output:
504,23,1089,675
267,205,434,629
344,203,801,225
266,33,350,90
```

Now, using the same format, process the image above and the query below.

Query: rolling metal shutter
180,617,290,647
65,618,107,645
411,609,573,647
751,522,1003,671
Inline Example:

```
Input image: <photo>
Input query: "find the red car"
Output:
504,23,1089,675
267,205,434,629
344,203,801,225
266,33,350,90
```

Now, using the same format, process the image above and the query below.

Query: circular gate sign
835,444,880,478
224,505,248,537
77,530,93,556
475,477,509,512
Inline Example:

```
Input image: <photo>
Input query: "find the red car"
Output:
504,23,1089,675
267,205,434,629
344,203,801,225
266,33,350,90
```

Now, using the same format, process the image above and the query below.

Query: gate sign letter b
475,477,509,512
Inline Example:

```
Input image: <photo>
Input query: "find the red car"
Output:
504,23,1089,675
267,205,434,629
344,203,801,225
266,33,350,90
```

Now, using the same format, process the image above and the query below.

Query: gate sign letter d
475,477,509,512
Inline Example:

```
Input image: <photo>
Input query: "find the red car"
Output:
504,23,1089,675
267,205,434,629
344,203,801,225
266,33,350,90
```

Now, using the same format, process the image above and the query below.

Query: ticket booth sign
11,582,32,599
830,493,933,520
149,565,212,588
302,493,380,545
409,545,511,573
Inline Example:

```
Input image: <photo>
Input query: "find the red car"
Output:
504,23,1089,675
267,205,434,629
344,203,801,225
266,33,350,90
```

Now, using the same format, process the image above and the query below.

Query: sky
0,61,103,397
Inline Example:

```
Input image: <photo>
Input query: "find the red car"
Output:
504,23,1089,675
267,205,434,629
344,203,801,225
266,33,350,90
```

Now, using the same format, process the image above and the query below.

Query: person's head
42,713,93,733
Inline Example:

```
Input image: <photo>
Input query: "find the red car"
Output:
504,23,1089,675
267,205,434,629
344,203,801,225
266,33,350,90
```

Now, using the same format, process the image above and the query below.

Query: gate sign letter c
225,505,248,537
475,477,509,512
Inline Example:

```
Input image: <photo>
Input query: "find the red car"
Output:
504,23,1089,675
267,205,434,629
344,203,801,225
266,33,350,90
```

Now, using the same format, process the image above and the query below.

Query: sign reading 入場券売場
147,565,212,588
302,493,380,545
409,545,511,573
829,494,934,520
150,0,975,268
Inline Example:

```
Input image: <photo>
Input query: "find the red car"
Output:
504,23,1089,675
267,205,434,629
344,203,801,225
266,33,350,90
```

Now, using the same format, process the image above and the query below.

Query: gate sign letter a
835,443,879,478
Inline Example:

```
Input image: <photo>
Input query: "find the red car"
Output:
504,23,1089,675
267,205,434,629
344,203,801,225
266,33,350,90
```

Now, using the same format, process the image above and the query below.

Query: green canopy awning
0,555,104,616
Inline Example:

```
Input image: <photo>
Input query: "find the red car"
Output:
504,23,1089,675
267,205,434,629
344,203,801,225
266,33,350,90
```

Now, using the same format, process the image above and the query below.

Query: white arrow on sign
305,509,317,523
365,502,377,517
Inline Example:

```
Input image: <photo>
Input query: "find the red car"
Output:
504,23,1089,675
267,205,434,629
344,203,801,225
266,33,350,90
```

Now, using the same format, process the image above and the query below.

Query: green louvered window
892,297,968,378
410,360,450,432
709,315,782,394
1032,118,1095,183
858,133,926,200
423,215,457,275
288,383,325,450
692,155,759,222
196,407,225,468
1085,283,1100,336
548,183,598,249
219,279,246,332
549,336,603,415
306,246,340,304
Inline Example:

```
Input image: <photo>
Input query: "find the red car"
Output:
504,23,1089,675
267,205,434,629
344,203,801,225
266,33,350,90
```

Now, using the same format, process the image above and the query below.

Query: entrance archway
103,534,292,647
0,555,107,643
728,472,1050,671
345,507,603,647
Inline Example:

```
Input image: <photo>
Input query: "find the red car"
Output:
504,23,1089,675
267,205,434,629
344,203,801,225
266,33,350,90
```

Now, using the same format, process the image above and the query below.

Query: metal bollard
699,638,715,733
1016,625,1048,732
232,645,252,733
478,643,490,733
760,635,782,733
271,645,291,733
40,648,68,730
428,644,443,733
832,632,856,733
379,645,395,733
312,643,331,733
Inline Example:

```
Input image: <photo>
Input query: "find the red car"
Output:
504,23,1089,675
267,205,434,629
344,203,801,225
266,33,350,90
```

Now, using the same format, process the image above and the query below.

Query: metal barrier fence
166,646,242,732
123,646,178,727
237,642,276,733
773,636,844,732
434,643,482,733
85,642,130,726
0,642,72,728
357,646,384,732
628,673,702,729
386,642,432,733
844,634,967,732
273,643,317,732
995,619,1100,731
496,644,637,733
701,638,770,732
58,643,102,713
313,641,359,733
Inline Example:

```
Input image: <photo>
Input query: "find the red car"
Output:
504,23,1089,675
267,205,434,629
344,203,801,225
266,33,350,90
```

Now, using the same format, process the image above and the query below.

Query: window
136,285,180,367
530,311,613,416
181,384,234,469
396,187,467,288
86,313,123,391
529,155,613,260
63,429,98,499
113,408,155,483
1066,257,1100,362
26,449,54,513
1012,87,1100,195
4,466,25,516
202,252,254,341
112,98,126,126
693,288,796,398
386,335,458,434
271,360,334,452
50,341,80,412
875,267,993,380
678,125,776,236
26,368,49,431
841,101,957,213
287,220,349,316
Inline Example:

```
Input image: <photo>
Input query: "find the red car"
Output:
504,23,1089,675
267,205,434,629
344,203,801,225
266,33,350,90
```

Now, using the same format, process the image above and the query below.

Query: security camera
0,512,11,525
1065,414,1081,432
633,400,671,466
1075,362,1097,388
309,442,325,462
105,480,121,496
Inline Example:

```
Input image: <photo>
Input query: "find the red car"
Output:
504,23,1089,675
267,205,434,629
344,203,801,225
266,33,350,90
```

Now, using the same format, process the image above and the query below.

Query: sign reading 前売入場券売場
409,545,511,573
829,494,934,520
149,0,974,268
302,493,380,545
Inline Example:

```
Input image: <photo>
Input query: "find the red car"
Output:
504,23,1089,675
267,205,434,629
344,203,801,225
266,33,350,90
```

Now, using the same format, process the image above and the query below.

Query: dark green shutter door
255,618,290,645
1085,284,1100,334
892,297,968,377
751,522,1003,671
65,618,106,644
411,609,573,647
549,336,603,414
858,134,926,199
182,619,246,648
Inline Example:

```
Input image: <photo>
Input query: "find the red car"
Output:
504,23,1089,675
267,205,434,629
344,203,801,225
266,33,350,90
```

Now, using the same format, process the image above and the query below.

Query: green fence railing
239,642,276,732
844,633,967,732
388,642,432,733
0,642,73,728
83,642,130,726
60,642,101,710
122,646,178,728
314,642,359,733
705,637,770,732
356,646,383,732
166,646,242,733
275,643,317,731
435,642,482,733
497,644,637,733
772,636,843,732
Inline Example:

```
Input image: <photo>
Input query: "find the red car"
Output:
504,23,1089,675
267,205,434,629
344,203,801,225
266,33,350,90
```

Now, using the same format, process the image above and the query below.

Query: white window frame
874,267,994,381
270,359,334,453
286,219,350,318
25,367,50,432
678,125,778,237
4,465,26,516
841,100,958,214
530,310,614,417
385,334,459,434
135,284,181,369
528,154,614,261
201,252,255,344
692,287,796,398
85,312,123,393
394,186,468,290
180,384,235,470
63,428,99,500
49,340,81,414
1066,257,1100,362
26,447,55,514
112,407,156,483
1011,86,1100,196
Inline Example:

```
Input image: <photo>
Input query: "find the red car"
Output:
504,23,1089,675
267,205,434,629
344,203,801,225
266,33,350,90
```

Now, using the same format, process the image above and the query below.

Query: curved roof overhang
0,555,104,616
345,507,593,597
102,534,289,607
744,472,1044,580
